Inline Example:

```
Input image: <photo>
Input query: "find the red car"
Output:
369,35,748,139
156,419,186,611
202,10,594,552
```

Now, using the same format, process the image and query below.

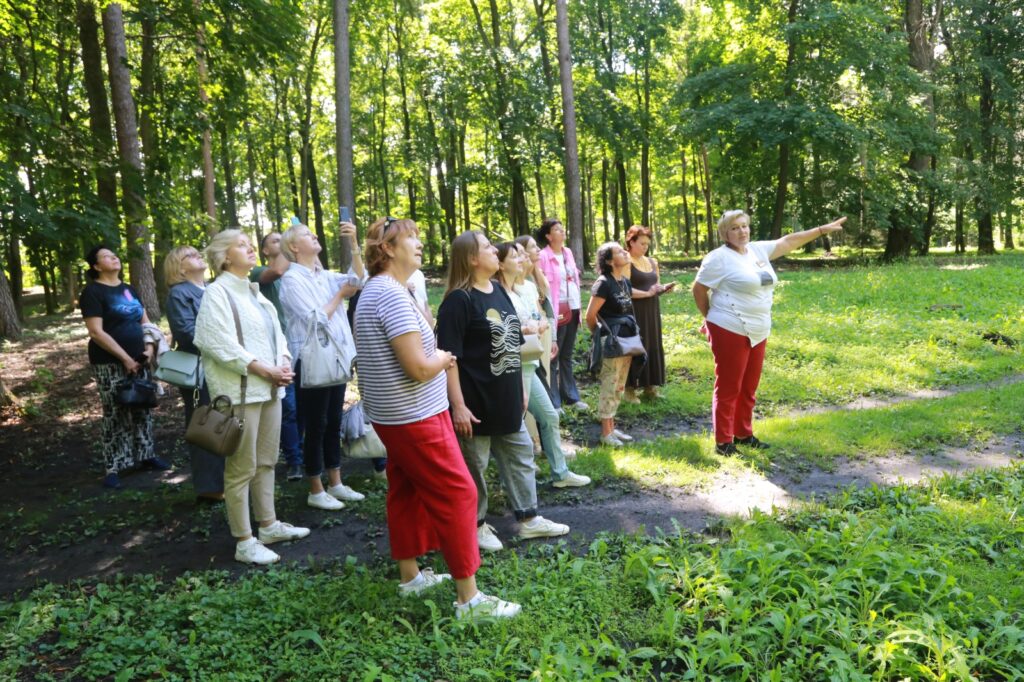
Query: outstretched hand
820,217,847,234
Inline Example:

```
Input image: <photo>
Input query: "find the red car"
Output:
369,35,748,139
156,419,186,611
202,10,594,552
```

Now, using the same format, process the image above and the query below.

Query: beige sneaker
455,592,521,620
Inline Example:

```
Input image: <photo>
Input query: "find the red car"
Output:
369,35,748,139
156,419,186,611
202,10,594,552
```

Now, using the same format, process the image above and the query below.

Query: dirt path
2,319,1021,598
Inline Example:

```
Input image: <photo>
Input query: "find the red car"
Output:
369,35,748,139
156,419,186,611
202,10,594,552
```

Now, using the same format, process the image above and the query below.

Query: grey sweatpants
458,422,538,521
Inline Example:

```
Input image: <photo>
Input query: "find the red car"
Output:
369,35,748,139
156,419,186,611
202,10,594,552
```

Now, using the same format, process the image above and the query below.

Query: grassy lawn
3,254,1024,680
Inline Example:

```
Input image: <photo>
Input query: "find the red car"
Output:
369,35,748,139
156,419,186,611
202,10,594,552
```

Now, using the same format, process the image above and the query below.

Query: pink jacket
537,245,581,313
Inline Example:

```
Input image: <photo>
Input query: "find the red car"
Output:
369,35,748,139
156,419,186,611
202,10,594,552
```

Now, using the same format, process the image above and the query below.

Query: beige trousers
598,356,631,420
225,399,281,538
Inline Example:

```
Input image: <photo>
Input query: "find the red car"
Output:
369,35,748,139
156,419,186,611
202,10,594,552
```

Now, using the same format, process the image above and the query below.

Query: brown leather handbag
185,292,246,457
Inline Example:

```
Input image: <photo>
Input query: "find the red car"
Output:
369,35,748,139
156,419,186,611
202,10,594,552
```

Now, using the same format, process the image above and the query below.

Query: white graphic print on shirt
485,307,522,376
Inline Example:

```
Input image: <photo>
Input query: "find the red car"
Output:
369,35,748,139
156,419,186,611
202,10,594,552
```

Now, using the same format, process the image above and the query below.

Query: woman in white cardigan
194,229,310,565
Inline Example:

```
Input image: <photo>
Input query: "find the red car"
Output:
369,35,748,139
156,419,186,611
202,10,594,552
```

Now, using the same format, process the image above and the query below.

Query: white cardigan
194,271,290,404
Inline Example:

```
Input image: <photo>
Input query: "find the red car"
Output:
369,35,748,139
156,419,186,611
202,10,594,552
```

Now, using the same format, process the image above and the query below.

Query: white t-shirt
554,252,582,310
407,269,429,315
695,241,780,346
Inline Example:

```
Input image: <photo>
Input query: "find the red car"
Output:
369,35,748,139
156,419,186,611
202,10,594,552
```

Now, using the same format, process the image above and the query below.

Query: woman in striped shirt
353,217,520,620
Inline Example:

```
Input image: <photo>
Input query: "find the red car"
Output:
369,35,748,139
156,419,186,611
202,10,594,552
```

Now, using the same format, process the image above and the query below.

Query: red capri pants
373,411,481,579
707,321,767,445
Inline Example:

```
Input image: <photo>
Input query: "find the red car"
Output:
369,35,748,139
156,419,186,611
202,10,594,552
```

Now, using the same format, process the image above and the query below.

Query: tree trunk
954,197,965,253
681,149,692,254
0,255,21,341
601,156,610,242
334,0,355,271
194,0,217,231
615,153,631,232
5,238,22,319
219,120,239,227
77,0,119,219
770,0,800,240
393,12,418,221
556,0,584,259
976,16,995,255
699,144,713,250
306,148,328,269
103,2,160,319
459,124,471,232
640,37,651,227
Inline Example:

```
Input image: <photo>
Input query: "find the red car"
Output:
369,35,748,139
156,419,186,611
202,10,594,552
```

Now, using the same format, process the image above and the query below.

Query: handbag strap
225,291,247,421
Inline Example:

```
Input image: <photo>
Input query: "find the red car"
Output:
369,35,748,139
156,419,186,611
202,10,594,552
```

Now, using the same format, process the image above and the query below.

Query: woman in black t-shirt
584,242,640,448
437,231,571,553
80,245,163,489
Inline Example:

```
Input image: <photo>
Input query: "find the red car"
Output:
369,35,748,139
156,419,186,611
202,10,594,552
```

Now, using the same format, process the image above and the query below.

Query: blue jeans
279,382,302,466
524,366,569,480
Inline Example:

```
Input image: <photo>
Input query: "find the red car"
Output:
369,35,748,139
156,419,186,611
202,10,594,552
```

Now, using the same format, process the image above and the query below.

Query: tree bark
601,156,610,242
76,0,119,219
0,254,22,341
244,121,263,245
139,5,171,302
770,0,800,240
976,12,995,255
699,144,713,250
306,148,328,268
681,149,692,253
219,120,239,227
334,0,354,271
556,0,584,258
103,2,160,319
193,0,216,231
458,124,471,232
393,11,418,221
615,153,631,231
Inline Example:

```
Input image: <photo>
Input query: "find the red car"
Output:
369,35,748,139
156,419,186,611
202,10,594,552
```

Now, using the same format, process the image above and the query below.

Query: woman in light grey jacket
194,229,310,565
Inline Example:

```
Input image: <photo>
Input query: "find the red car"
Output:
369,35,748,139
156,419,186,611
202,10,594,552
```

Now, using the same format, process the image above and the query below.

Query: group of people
80,210,844,620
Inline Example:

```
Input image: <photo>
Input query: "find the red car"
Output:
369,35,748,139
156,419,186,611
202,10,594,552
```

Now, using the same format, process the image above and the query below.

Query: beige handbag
185,293,246,457
521,333,544,362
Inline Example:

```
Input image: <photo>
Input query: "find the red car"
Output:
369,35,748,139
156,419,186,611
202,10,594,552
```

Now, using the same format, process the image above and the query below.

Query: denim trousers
523,365,569,479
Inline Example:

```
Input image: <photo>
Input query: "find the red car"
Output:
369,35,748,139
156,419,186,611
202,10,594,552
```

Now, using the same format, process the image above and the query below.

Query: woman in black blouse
583,242,641,448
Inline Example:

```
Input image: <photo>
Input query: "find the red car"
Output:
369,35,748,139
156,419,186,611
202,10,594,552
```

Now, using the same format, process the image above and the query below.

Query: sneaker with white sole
455,592,522,620
235,538,280,565
477,523,504,552
307,491,345,510
398,568,452,598
258,520,311,545
552,471,591,488
564,400,589,411
518,515,570,539
600,434,624,448
612,429,633,442
327,483,365,502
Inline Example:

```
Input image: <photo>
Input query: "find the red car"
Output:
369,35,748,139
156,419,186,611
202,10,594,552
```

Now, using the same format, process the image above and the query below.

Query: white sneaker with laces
259,520,311,545
235,538,280,565
327,483,365,502
477,523,504,552
455,592,522,620
398,568,452,597
613,429,634,442
518,515,570,539
552,471,591,488
600,434,624,448
307,491,345,510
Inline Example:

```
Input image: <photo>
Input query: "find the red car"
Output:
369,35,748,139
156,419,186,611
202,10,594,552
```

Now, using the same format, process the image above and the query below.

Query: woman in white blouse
692,211,845,455
279,221,366,510
194,230,309,565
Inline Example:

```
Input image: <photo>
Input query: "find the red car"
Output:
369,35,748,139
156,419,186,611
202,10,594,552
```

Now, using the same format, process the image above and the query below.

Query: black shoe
141,457,172,471
286,464,304,482
715,442,738,456
735,436,770,450
103,472,123,489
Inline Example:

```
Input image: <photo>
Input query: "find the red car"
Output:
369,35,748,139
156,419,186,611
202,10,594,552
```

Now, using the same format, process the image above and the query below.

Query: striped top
354,274,448,425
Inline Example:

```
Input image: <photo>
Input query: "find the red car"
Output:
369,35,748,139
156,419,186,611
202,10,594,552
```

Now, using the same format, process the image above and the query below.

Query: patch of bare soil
1,316,1021,598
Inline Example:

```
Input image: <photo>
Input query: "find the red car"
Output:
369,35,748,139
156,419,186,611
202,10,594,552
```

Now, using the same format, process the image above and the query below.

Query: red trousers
707,321,767,444
373,411,481,579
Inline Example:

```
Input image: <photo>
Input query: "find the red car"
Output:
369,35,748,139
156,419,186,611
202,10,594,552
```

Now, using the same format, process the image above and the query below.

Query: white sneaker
600,434,624,448
613,429,634,442
258,520,311,545
398,568,452,598
565,400,589,411
518,515,569,539
327,483,365,502
477,523,504,552
455,592,522,620
235,538,280,565
552,471,591,488
308,491,345,510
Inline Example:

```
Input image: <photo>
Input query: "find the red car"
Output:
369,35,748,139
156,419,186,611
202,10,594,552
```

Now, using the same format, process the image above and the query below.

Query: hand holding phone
340,206,351,224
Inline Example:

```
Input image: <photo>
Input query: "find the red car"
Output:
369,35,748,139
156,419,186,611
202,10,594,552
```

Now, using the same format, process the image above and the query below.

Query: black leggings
295,360,344,477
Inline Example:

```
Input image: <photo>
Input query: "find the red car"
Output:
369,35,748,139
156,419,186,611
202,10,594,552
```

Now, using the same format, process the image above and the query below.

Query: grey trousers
458,422,538,521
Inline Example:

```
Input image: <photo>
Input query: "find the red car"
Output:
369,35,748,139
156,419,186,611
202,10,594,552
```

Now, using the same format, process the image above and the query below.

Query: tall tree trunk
640,36,651,227
976,15,995,255
244,121,263,245
615,153,631,231
459,124,471,232
103,2,160,318
219,121,239,226
77,0,119,219
306,148,328,268
393,12,417,221
422,90,456,250
770,0,800,240
424,166,438,264
556,0,584,258
193,0,217,231
333,0,354,271
534,162,547,218
601,156,610,242
681,149,692,254
300,15,327,224
5,238,22,319
139,5,171,302
699,144,713,250
583,153,594,265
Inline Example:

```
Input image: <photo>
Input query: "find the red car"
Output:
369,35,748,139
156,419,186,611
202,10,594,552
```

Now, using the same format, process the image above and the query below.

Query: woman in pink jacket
535,218,589,412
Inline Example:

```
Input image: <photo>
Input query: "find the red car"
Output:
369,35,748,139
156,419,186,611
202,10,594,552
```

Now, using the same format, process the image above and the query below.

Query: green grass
4,465,1024,680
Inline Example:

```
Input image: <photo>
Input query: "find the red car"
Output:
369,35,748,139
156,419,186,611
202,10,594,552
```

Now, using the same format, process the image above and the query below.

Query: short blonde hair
717,210,750,243
204,229,243,274
164,246,199,286
280,223,311,263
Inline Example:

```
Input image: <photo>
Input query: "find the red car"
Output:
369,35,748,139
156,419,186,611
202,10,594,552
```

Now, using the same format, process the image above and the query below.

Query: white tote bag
299,317,355,388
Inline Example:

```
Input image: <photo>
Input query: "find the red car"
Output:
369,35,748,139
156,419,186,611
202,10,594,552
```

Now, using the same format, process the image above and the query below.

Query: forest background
0,0,1022,336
